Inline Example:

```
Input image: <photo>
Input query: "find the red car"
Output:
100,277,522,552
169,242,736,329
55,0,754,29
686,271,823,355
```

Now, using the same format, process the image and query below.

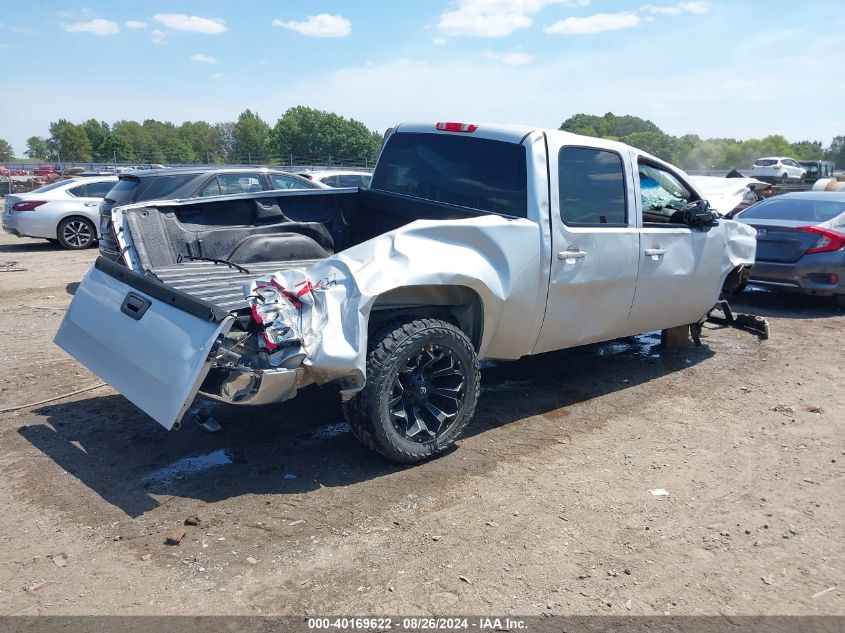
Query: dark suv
98,167,320,260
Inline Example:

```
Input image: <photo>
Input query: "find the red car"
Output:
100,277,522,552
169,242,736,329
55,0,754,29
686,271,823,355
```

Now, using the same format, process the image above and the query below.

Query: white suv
749,157,806,183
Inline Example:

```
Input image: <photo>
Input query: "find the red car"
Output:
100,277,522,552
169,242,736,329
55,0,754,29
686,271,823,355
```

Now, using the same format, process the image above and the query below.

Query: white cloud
433,37,448,46
150,29,167,44
125,20,147,29
62,19,120,36
437,0,589,38
152,14,227,34
544,12,640,35
212,72,226,80
272,14,351,38
642,2,711,15
190,53,217,64
484,51,534,65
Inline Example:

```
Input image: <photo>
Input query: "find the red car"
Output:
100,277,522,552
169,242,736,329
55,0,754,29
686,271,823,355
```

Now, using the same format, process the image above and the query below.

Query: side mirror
681,199,717,228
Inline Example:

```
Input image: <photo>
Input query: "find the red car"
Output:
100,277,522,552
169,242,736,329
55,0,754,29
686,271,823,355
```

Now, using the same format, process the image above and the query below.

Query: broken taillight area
241,271,323,368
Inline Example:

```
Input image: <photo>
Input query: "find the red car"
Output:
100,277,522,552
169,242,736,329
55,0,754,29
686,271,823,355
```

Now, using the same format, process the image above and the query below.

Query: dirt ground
0,228,842,617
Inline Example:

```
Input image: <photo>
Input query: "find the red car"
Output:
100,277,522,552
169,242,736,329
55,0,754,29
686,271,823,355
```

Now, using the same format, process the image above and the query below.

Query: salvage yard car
734,191,845,306
55,122,756,463
98,167,322,261
3,176,117,249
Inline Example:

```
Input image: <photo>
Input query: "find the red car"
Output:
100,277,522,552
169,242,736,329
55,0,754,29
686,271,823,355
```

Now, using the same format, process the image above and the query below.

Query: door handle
84,202,97,207
558,248,587,261
644,247,665,260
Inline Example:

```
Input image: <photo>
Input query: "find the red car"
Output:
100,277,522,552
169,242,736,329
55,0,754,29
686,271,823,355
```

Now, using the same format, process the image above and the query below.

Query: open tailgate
54,257,235,429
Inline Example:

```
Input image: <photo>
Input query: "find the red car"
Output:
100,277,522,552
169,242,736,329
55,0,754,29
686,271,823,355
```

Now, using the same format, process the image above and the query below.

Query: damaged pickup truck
55,122,757,463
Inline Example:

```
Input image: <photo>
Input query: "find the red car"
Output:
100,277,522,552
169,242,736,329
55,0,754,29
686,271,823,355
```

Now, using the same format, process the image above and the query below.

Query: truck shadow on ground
19,332,713,518
728,286,843,320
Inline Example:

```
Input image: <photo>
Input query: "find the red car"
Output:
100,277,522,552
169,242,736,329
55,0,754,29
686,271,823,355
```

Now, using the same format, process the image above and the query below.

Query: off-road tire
343,318,480,463
57,217,96,250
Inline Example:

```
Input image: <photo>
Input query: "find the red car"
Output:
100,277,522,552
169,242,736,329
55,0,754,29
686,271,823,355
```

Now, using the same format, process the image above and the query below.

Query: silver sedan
2,176,117,249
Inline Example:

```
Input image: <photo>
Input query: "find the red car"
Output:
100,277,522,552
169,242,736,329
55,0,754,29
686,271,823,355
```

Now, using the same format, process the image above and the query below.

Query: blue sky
1,1,843,155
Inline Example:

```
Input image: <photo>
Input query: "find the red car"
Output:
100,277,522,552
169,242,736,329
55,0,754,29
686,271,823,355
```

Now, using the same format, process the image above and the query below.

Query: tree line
560,112,845,170
2,106,385,166
2,108,843,170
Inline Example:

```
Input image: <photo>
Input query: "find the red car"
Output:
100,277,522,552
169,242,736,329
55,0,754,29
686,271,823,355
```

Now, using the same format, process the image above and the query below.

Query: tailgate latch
121,292,151,321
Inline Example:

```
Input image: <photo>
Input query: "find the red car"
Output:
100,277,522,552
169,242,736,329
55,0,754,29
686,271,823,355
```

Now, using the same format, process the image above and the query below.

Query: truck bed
151,259,321,312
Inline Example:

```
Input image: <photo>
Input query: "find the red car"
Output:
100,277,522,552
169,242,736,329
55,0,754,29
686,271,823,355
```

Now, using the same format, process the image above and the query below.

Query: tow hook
693,300,770,345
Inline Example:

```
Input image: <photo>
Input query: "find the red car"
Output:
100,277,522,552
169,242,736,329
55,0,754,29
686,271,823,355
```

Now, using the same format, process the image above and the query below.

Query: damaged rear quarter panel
292,214,543,389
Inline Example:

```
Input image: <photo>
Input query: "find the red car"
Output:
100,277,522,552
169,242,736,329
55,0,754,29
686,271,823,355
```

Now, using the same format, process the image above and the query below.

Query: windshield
739,198,845,223
372,132,528,217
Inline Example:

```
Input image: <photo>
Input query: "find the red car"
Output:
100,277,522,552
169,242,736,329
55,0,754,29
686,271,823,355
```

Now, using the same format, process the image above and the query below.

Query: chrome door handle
84,202,97,207
644,247,665,259
558,249,587,261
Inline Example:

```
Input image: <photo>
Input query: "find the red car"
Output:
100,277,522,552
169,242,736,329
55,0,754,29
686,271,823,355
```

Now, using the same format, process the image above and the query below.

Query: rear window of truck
371,132,528,217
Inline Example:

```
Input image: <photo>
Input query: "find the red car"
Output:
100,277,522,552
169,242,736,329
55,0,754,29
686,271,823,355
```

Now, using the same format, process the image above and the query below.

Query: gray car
98,167,321,261
735,191,845,306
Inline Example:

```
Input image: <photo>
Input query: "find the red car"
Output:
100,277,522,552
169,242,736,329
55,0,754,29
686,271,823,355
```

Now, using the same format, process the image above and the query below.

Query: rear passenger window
198,177,221,197
67,184,86,197
84,181,114,198
217,174,263,195
559,148,627,226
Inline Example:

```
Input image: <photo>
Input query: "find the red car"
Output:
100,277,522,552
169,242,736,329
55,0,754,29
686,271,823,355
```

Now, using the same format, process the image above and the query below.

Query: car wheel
780,173,789,184
343,318,480,464
57,217,96,249
836,295,845,309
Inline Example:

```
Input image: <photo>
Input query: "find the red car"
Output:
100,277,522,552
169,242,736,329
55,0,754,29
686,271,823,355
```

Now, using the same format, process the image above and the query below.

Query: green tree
790,140,824,161
82,119,112,161
100,133,134,162
271,106,382,164
25,136,48,160
0,138,13,161
48,120,92,161
233,110,271,163
827,136,845,169
161,137,196,163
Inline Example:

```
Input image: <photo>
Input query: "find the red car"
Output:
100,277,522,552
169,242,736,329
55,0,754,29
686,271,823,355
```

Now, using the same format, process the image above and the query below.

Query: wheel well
57,214,97,239
369,285,484,350
722,264,751,294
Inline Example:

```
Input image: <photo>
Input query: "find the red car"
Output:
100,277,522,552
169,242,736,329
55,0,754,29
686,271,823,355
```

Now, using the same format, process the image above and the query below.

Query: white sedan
2,176,117,249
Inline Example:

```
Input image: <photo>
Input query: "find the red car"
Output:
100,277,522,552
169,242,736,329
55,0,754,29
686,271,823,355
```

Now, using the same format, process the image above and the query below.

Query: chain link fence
1,157,376,196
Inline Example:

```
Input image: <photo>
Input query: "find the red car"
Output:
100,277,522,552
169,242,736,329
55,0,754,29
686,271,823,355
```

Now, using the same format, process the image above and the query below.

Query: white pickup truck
55,122,756,463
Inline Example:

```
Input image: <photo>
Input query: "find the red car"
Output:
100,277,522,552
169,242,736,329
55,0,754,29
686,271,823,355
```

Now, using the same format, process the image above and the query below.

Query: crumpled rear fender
296,215,544,390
